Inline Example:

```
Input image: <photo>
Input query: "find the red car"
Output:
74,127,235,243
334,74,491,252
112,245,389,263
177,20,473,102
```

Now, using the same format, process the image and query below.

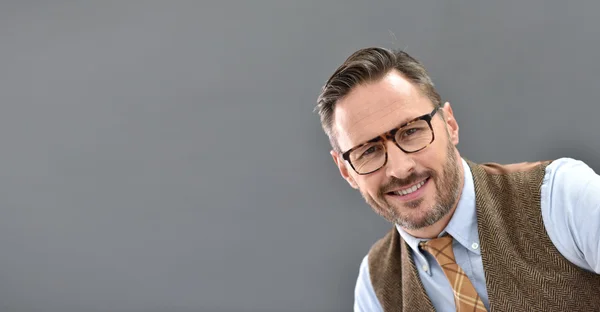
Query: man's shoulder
464,156,594,176
464,157,597,197
464,157,553,176
544,157,596,177
541,157,598,203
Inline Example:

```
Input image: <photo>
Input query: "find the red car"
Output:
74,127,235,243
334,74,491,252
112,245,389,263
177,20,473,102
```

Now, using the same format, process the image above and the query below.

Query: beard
361,141,461,230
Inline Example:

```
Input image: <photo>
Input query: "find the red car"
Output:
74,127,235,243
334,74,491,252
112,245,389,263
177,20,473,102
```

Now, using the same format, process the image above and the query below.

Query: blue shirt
354,157,600,312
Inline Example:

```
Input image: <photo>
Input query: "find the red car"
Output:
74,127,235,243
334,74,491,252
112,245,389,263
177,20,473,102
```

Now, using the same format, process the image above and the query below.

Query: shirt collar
396,158,481,258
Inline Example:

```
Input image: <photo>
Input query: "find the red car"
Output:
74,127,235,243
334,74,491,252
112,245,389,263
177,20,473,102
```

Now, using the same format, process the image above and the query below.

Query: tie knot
419,235,455,264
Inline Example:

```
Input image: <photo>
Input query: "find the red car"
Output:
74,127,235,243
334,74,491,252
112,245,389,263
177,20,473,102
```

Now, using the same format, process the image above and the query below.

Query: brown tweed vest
367,159,600,311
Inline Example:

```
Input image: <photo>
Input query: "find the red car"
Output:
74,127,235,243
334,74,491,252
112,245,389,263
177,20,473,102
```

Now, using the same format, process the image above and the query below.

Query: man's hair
315,47,442,152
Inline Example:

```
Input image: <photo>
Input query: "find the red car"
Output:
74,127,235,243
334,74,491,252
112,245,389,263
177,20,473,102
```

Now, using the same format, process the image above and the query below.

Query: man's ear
330,150,359,189
441,102,459,145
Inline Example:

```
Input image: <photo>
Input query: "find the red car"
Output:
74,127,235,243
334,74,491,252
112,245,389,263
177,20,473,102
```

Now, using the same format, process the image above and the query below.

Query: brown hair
315,47,441,151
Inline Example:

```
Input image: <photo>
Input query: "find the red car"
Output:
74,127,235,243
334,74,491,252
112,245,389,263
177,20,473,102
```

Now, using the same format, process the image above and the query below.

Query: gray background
0,1,598,311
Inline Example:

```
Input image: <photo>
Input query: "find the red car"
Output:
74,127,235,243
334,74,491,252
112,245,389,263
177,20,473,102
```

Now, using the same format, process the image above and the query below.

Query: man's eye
362,146,378,156
402,128,420,137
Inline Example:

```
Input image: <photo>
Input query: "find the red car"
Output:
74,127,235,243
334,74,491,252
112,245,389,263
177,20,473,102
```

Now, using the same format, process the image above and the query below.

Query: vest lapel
400,235,436,312
369,228,435,311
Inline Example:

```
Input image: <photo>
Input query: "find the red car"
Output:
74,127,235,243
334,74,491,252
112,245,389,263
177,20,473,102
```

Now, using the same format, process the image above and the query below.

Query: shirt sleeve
354,255,384,312
541,157,600,274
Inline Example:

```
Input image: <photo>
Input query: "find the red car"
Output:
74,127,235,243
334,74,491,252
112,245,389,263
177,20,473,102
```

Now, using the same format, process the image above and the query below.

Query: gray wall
0,1,598,311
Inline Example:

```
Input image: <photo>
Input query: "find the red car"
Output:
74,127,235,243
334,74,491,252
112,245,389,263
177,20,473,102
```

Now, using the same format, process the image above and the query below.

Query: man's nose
384,140,415,180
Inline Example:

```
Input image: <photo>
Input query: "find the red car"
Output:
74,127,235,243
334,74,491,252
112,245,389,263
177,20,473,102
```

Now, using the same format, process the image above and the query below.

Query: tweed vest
367,159,600,311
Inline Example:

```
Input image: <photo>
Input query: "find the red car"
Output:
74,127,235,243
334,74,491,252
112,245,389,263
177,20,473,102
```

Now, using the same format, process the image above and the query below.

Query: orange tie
420,235,487,311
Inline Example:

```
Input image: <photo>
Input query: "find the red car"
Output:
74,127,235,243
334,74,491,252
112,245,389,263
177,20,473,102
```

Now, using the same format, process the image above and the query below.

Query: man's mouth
386,177,430,196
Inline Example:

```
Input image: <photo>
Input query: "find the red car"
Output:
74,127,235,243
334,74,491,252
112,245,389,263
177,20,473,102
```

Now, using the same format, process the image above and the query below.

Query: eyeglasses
341,107,439,175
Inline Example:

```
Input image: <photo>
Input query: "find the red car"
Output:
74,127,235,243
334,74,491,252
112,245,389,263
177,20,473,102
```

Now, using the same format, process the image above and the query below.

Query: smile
386,177,431,200
393,179,427,196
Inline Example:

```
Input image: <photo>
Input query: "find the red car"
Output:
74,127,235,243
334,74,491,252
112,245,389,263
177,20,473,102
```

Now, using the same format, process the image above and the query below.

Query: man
315,47,600,311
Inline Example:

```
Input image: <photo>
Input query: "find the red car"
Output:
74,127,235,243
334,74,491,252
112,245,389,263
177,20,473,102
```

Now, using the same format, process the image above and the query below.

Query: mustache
380,171,433,194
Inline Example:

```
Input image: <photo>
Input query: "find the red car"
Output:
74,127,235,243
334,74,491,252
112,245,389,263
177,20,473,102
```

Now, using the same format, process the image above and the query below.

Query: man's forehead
335,100,409,137
333,74,427,151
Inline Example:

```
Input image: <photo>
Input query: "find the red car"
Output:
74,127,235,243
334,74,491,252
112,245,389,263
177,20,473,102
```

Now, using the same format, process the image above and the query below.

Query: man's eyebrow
395,116,414,128
391,113,423,130
352,114,417,147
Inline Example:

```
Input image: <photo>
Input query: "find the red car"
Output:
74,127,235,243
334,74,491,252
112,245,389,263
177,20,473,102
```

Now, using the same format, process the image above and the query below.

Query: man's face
331,70,463,231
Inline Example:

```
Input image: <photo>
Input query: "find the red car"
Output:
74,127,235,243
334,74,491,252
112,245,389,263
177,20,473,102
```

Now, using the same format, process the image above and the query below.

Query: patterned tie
419,235,487,312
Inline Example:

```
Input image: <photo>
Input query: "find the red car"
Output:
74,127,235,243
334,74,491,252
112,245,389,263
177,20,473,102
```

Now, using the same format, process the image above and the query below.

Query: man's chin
392,205,447,230
395,217,435,230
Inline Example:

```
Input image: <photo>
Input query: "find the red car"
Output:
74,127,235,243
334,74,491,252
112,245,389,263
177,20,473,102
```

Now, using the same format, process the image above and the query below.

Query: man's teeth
394,180,426,196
